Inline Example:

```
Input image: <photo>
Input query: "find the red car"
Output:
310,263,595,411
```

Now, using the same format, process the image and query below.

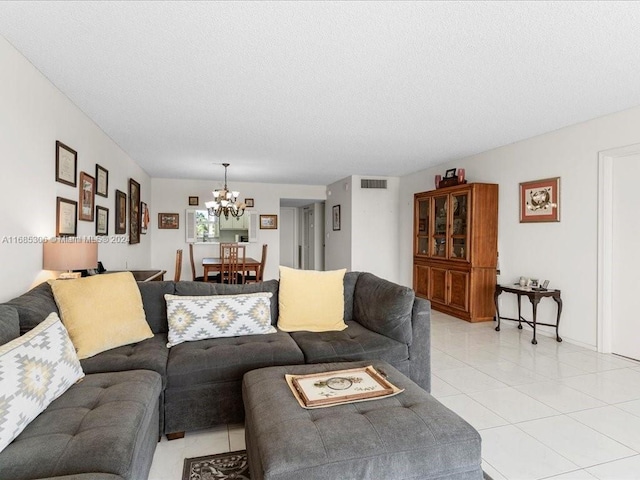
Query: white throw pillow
165,292,276,347
0,312,84,453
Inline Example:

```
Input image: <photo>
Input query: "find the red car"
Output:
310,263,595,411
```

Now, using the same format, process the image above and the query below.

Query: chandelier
205,163,246,219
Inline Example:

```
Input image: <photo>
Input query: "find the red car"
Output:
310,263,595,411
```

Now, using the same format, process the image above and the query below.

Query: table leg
203,267,209,282
553,296,563,342
517,294,523,329
494,288,501,332
530,297,540,344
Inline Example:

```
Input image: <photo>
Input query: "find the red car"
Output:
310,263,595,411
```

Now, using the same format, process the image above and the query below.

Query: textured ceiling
1,1,640,185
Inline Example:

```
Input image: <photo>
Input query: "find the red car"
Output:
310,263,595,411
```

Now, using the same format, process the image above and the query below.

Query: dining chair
219,243,246,284
219,242,238,258
245,244,268,283
188,243,205,282
174,249,183,282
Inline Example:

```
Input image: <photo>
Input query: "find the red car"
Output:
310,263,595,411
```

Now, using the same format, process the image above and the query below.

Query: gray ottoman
243,360,482,480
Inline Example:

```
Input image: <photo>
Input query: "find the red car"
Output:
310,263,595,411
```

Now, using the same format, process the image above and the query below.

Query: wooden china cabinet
413,183,498,322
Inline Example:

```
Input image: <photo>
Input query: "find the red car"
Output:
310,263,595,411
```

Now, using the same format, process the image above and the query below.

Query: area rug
182,450,493,480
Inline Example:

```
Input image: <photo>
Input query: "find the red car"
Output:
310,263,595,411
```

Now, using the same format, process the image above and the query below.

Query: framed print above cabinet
519,177,560,223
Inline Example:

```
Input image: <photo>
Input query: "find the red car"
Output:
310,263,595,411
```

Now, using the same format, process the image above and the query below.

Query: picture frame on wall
55,141,77,187
140,201,148,234
96,206,109,235
158,212,179,229
115,189,127,234
78,172,95,221
129,178,141,244
245,198,254,208
259,214,278,229
519,177,560,223
56,197,77,236
332,205,341,231
188,196,199,206
95,164,109,197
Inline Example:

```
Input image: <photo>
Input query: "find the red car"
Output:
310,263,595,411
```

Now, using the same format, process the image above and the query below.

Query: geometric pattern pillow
0,312,84,453
165,292,276,347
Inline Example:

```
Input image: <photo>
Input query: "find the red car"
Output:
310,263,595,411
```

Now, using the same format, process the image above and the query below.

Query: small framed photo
96,206,109,235
79,172,95,221
158,212,179,229
245,198,254,208
520,177,560,223
140,201,149,234
332,205,341,231
129,178,141,244
56,197,77,236
115,189,127,234
444,168,457,179
259,214,278,229
55,141,77,187
188,196,199,206
95,164,109,197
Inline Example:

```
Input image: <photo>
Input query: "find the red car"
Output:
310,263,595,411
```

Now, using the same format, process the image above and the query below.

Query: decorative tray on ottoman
285,365,403,409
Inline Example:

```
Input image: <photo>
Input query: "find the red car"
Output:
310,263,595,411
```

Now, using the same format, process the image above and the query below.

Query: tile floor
148,311,640,480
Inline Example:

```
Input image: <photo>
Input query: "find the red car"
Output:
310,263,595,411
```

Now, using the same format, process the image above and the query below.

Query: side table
494,284,563,344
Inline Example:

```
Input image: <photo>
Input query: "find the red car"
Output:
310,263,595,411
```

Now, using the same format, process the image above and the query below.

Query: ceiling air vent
360,179,387,189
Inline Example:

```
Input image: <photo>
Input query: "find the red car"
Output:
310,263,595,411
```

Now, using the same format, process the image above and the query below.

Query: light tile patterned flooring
149,311,640,479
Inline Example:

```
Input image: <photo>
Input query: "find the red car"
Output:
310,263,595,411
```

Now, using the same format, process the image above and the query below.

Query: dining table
202,257,261,282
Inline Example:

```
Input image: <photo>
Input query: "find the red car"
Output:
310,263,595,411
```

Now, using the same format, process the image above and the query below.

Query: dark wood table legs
494,284,563,345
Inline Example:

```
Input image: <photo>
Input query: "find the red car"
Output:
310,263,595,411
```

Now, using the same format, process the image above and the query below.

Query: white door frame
597,143,640,353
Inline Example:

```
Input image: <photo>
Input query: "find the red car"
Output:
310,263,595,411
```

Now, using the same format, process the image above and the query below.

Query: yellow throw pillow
277,266,347,332
50,272,153,359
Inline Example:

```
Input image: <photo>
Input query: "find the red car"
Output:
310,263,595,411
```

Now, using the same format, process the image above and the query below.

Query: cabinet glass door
432,195,448,257
416,198,430,256
450,192,469,260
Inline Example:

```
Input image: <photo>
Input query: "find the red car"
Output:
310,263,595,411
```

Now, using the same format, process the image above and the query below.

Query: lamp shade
43,240,98,271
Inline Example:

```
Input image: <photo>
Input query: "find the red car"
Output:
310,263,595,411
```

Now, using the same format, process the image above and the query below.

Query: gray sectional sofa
0,272,431,480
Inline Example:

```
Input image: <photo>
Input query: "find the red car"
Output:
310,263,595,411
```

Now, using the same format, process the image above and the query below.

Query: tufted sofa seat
0,370,161,480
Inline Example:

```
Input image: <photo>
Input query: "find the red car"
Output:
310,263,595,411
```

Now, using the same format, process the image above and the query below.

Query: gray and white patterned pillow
0,312,84,453
165,292,276,347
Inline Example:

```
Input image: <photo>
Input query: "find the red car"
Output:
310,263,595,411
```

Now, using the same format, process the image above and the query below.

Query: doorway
280,200,325,270
598,145,640,360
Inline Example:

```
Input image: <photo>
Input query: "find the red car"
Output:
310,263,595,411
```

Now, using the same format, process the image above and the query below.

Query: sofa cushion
277,266,347,332
174,279,280,325
353,272,414,344
0,370,161,480
138,281,176,333
51,272,154,359
0,312,84,453
4,282,58,335
342,271,360,322
165,293,276,347
0,305,20,346
166,331,304,388
79,333,169,379
290,321,409,365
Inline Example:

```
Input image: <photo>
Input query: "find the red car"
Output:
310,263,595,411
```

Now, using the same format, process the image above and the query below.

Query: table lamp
43,240,98,279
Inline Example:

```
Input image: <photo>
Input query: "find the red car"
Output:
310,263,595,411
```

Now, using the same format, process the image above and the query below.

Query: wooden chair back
257,243,268,281
174,249,183,282
220,243,246,284
188,243,206,281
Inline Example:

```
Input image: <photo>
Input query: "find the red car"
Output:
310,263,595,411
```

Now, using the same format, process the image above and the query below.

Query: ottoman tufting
243,360,482,480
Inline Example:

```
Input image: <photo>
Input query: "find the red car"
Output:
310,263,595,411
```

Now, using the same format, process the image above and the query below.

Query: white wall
325,177,353,271
351,175,400,283
150,178,325,281
0,37,151,301
399,105,640,349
